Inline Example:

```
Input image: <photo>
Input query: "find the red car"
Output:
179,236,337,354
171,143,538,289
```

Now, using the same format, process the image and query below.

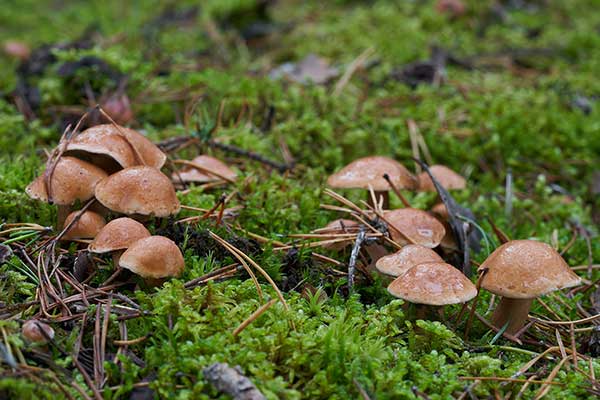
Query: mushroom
479,240,582,335
88,217,151,265
313,219,360,251
375,244,444,277
26,156,108,227
384,208,446,248
65,124,166,173
22,320,54,344
62,210,106,241
119,236,184,285
417,165,466,192
95,166,180,218
172,155,237,186
327,156,417,209
388,262,477,319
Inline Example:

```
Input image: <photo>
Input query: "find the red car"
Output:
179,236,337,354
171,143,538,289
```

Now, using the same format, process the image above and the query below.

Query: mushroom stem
111,252,122,267
365,243,388,270
491,297,533,335
56,205,71,229
367,191,389,210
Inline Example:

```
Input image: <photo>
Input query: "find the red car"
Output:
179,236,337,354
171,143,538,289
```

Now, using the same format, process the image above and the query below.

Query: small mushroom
479,240,582,335
22,320,54,344
417,165,466,192
65,124,166,173
327,156,417,209
26,156,108,227
119,236,184,285
375,244,444,277
172,155,237,186
3,40,30,61
313,219,360,251
384,208,446,248
88,217,151,265
95,166,180,218
388,262,477,318
62,210,106,241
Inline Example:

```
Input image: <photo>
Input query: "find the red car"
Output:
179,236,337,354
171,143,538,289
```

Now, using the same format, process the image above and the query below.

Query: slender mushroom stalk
479,240,582,335
56,205,72,229
491,297,533,335
368,190,389,209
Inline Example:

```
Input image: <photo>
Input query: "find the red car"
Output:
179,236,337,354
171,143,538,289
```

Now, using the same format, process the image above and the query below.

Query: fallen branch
203,363,266,400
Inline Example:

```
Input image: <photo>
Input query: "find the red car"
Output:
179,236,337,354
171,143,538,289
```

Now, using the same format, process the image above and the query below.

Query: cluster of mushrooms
324,156,582,334
24,123,235,284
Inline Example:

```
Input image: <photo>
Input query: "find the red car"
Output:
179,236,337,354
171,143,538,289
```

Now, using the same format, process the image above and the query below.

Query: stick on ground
203,363,266,400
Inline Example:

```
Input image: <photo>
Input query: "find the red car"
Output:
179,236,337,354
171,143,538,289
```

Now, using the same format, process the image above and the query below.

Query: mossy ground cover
1,1,599,399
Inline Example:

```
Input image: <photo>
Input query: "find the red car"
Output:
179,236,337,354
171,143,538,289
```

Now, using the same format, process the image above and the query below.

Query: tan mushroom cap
173,155,237,183
66,124,166,171
327,156,417,191
388,262,477,305
22,320,55,343
430,202,449,220
418,165,466,192
26,156,108,205
376,244,444,277
479,240,582,299
313,219,361,251
95,166,180,217
384,208,446,248
89,217,151,253
119,236,184,278
62,210,106,240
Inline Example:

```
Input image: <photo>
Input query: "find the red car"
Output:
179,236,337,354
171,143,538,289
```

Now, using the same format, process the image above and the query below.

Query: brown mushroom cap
430,202,449,220
173,155,237,183
95,166,180,217
479,240,582,299
119,236,184,278
66,124,166,172
89,217,151,253
327,156,417,191
313,219,361,251
26,156,108,205
376,244,444,277
384,208,446,248
418,165,466,192
62,210,106,240
22,320,55,343
388,262,477,305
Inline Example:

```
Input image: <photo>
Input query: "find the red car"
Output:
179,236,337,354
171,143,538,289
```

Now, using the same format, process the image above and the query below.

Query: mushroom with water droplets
172,155,237,186
88,217,151,266
95,166,180,218
62,210,106,241
65,124,166,173
384,208,446,248
119,235,185,285
479,240,582,335
376,244,444,277
25,156,108,227
418,165,466,192
327,156,417,209
388,262,477,319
